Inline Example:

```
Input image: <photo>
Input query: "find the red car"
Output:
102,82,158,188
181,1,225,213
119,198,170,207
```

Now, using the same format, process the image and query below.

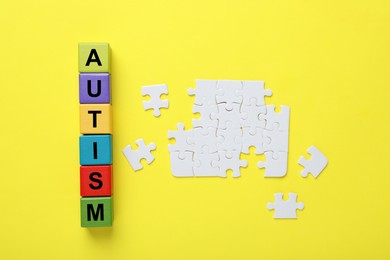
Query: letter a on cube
78,43,110,73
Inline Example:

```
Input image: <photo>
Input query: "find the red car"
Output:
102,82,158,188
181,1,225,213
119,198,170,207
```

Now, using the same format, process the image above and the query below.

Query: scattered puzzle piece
142,84,169,117
298,145,328,178
267,193,304,219
122,139,156,171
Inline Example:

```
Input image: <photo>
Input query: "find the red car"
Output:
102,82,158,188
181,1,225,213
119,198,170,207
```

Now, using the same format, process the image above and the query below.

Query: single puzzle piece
216,122,243,158
192,104,218,131
122,139,157,171
241,80,272,106
240,99,267,135
211,150,247,178
257,151,288,177
260,105,290,131
267,193,304,219
142,84,169,117
211,103,245,130
170,151,194,177
193,147,221,177
298,145,328,178
215,80,243,110
187,127,223,154
263,126,289,154
168,123,194,159
241,127,264,155
188,80,218,106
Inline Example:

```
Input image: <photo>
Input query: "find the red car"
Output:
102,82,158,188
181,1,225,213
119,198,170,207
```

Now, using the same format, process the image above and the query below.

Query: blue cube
80,135,112,165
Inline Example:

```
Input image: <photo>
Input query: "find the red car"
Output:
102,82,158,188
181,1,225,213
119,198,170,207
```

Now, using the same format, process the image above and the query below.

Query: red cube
80,165,112,197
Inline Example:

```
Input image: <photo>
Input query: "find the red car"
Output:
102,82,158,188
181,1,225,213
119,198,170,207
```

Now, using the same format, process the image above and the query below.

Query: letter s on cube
80,165,112,197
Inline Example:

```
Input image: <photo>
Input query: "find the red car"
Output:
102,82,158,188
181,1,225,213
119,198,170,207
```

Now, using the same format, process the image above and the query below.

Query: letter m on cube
80,197,112,227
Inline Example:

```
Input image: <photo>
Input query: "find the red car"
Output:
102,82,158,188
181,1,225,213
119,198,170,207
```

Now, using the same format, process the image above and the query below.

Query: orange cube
80,104,112,134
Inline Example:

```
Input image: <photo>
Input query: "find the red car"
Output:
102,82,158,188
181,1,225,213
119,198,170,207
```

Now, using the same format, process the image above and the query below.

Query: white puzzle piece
215,80,243,110
240,99,267,135
142,84,169,117
263,127,289,154
260,105,290,131
298,145,328,178
241,80,272,106
267,193,304,219
216,122,243,158
241,127,264,155
212,150,247,178
211,103,245,130
188,80,218,106
168,123,194,159
193,147,221,177
192,104,219,131
170,151,194,177
187,127,223,154
122,139,157,171
257,151,288,177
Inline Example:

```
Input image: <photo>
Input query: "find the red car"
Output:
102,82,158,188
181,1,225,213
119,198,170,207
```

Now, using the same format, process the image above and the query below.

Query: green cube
80,197,112,227
78,43,110,73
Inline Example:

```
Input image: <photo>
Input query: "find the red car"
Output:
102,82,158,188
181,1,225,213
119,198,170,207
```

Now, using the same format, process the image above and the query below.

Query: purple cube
79,73,110,104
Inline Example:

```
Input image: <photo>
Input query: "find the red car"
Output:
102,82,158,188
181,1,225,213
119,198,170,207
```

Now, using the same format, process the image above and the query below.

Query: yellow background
1,0,389,259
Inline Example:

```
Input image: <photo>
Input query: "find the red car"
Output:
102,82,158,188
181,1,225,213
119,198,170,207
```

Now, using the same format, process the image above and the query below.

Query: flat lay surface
0,0,390,259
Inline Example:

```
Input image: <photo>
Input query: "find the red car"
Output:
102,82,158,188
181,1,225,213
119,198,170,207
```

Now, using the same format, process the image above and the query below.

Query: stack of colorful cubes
78,43,112,227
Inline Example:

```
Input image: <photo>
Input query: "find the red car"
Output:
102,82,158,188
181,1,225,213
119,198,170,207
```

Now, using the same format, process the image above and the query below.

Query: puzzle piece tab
142,84,169,117
298,145,328,178
122,139,156,171
267,193,304,219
